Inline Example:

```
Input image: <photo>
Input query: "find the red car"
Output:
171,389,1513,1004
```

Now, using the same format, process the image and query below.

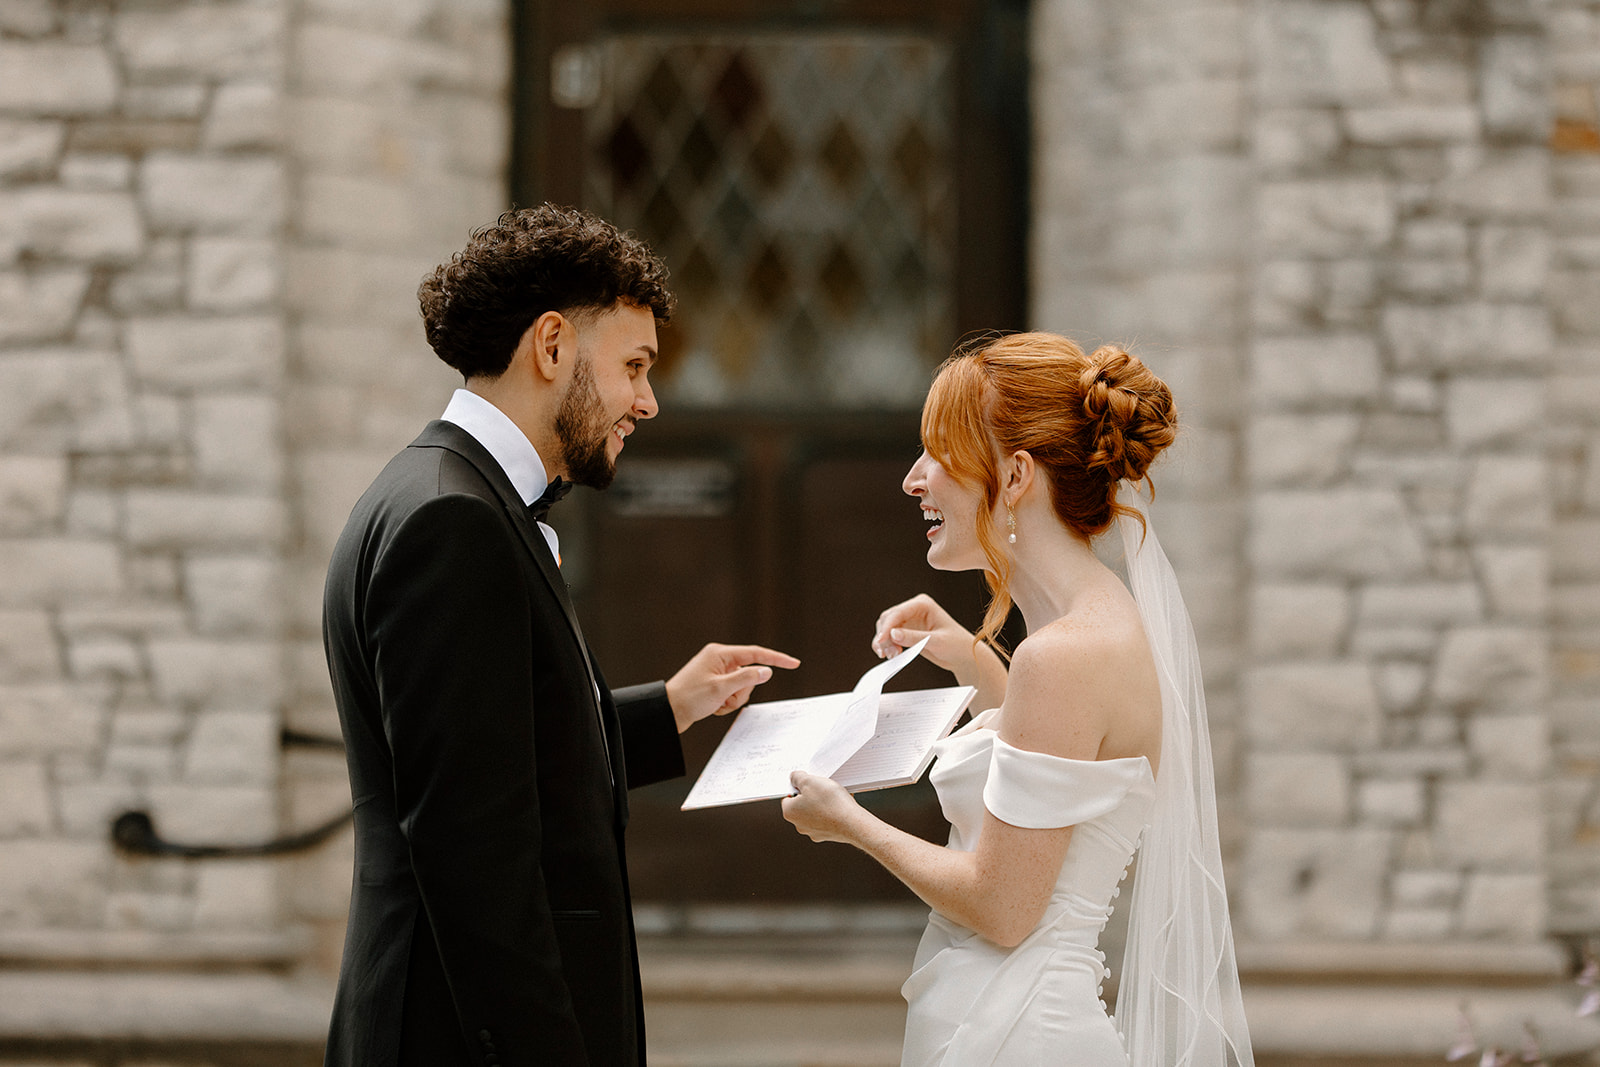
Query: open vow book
681,638,976,810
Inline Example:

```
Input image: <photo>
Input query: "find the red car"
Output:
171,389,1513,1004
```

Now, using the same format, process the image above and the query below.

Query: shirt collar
439,388,549,506
439,389,563,561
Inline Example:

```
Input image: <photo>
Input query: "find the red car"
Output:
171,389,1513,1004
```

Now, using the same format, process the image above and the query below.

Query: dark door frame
509,0,1031,341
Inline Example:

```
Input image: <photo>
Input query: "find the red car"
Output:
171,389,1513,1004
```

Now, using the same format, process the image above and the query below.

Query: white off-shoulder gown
900,711,1156,1067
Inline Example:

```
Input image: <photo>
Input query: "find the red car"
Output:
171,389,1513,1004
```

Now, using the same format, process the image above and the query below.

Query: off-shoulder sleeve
982,736,1150,829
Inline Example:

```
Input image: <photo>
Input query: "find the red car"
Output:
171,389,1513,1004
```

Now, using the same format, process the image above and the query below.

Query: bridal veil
1113,485,1254,1067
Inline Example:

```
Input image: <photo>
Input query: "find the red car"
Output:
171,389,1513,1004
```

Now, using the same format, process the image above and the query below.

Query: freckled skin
784,449,1162,948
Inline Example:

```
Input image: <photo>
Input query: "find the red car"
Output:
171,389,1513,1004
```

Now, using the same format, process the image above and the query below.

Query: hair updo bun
919,332,1177,646
1078,345,1177,486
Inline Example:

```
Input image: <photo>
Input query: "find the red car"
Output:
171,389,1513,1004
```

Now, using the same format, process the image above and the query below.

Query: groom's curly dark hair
418,204,675,380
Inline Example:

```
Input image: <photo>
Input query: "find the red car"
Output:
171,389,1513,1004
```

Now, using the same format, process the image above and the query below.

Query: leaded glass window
583,33,956,410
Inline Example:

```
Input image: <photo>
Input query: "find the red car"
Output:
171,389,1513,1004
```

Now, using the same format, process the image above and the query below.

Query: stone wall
0,0,508,1049
278,0,508,972
1549,0,1600,938
0,0,295,955
1242,0,1555,944
1031,0,1254,850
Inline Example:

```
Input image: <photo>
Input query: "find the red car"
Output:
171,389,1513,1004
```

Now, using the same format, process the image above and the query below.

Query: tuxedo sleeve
609,682,685,790
365,492,588,1065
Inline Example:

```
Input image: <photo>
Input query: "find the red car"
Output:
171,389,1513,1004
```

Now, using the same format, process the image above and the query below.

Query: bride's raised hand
873,594,1009,710
872,594,974,670
782,770,864,845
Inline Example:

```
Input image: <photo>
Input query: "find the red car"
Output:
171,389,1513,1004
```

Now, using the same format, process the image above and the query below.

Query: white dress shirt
439,389,562,561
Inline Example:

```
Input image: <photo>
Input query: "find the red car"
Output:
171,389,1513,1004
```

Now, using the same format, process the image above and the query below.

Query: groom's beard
555,355,617,491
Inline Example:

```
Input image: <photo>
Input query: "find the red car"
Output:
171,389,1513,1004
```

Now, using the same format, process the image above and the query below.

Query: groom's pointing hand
666,643,801,732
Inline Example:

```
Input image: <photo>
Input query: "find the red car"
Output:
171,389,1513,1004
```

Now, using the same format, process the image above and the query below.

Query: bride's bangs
921,357,994,489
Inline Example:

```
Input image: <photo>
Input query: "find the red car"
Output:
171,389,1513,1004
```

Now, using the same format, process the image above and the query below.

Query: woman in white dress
783,333,1253,1067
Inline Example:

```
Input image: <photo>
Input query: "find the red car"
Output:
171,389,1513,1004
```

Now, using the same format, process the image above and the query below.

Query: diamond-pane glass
584,33,955,410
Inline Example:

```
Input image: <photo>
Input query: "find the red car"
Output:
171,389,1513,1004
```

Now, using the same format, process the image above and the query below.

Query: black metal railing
109,728,353,859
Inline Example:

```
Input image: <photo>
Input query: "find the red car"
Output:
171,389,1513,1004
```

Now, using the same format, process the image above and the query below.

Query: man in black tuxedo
321,205,797,1066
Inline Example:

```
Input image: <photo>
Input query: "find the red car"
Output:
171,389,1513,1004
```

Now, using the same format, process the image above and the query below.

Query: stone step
639,935,1600,1067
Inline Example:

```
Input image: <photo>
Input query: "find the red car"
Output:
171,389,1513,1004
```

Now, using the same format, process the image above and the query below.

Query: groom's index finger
723,644,800,669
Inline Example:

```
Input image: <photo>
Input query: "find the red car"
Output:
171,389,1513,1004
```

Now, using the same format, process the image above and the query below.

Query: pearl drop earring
1007,506,1017,544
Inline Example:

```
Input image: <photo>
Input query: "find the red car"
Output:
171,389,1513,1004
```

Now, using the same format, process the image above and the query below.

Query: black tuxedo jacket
322,420,685,1067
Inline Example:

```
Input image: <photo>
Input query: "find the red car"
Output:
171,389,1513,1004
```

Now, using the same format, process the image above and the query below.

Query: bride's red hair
920,332,1177,648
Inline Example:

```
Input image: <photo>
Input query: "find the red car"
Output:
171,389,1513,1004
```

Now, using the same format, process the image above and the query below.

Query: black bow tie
528,477,572,524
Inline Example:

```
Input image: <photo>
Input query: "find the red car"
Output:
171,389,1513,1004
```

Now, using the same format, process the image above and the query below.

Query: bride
782,333,1254,1066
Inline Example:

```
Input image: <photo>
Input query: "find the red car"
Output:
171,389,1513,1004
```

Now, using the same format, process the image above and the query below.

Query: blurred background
2,0,1599,1063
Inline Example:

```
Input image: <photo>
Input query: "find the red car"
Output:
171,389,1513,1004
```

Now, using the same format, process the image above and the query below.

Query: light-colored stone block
55,779,140,836
66,635,143,679
60,152,133,191
0,840,107,925
300,173,419,248
0,349,133,451
188,237,280,311
186,555,283,636
1445,378,1545,448
146,783,275,846
126,316,285,389
1477,226,1548,300
1247,583,1349,659
0,457,67,534
192,393,283,492
0,0,55,37
1480,35,1549,140
106,891,194,932
0,42,117,115
0,759,51,834
125,491,286,550
1356,777,1425,826
1382,908,1454,940
183,709,278,785
1467,714,1549,777
1435,782,1543,866
1463,455,1550,537
1458,873,1545,940
114,5,285,80
147,639,283,706
1433,626,1548,708
1259,179,1396,257
1240,827,1392,939
1392,869,1461,909
1381,303,1552,371
1246,413,1363,490
0,539,121,605
1244,661,1383,750
1252,490,1428,579
0,683,107,756
1247,752,1351,825
0,189,143,265
122,83,208,120
1257,1,1391,106
194,859,278,928
204,80,282,149
1372,662,1429,713
0,119,64,180
0,610,59,681
1344,105,1479,144
1438,149,1550,218
139,153,286,235
0,269,89,344
1356,582,1483,627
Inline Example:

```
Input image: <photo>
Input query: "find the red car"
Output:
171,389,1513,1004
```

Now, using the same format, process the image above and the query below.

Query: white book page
680,693,847,809
832,686,975,790
804,638,928,777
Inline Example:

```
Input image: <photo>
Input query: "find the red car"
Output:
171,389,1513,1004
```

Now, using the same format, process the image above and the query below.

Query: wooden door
515,0,1029,901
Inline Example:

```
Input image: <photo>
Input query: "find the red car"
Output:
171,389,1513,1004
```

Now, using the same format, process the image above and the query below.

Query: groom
321,205,796,1066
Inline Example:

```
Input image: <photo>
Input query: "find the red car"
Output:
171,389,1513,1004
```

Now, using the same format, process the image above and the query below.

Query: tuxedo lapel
408,421,618,790
409,422,588,644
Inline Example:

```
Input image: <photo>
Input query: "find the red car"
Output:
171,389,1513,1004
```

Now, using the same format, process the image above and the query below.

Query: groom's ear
526,311,569,383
